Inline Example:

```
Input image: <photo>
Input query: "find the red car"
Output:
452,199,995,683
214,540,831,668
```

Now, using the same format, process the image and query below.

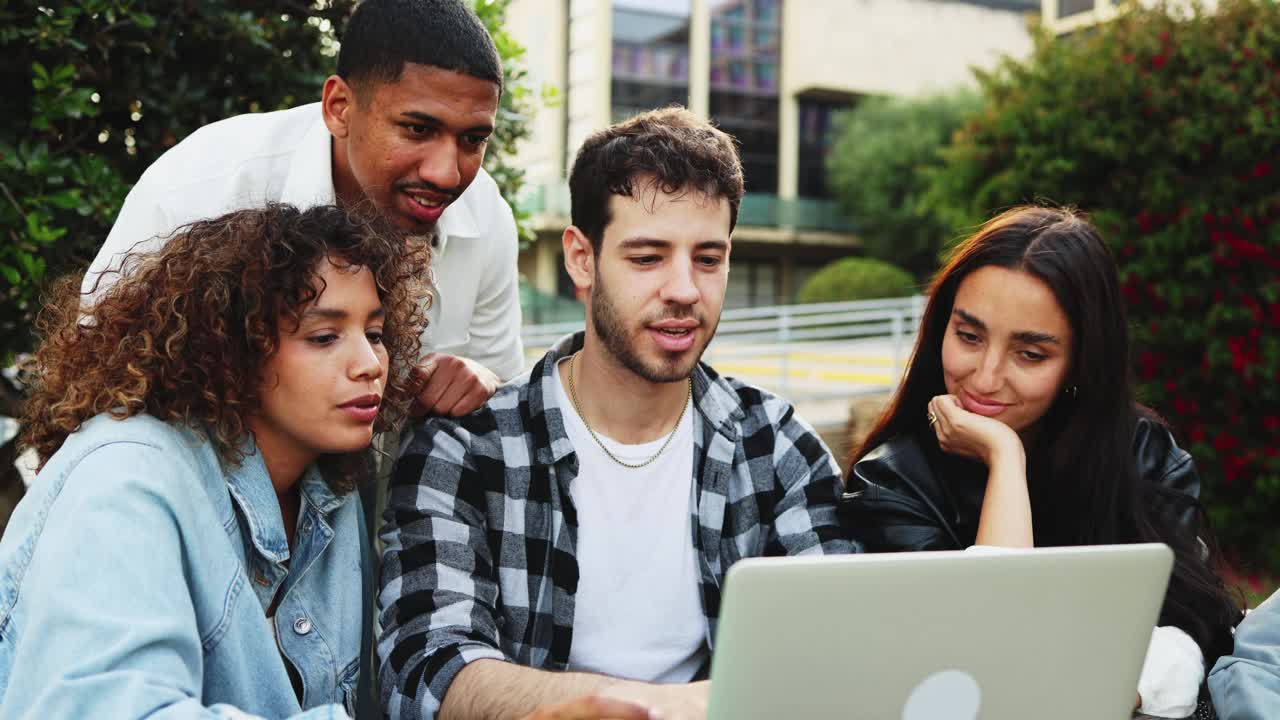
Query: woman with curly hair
0,204,429,719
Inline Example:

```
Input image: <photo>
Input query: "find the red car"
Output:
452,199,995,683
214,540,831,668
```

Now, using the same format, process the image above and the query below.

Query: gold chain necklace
566,352,692,469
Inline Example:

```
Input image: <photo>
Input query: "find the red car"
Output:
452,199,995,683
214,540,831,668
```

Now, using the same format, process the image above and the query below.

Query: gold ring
927,411,938,426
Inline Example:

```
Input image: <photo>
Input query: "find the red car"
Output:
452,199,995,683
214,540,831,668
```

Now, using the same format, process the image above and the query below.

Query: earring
1065,385,1078,398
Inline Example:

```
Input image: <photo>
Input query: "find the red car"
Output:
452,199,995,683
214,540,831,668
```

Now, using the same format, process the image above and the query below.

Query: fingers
520,696,659,720
445,384,491,417
928,395,962,455
414,353,500,417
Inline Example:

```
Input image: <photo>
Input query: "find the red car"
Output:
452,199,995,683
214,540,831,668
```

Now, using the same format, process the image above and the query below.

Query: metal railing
522,295,927,398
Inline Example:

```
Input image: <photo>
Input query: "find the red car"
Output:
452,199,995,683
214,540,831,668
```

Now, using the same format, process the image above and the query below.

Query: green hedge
926,0,1280,570
826,91,981,280
797,257,917,304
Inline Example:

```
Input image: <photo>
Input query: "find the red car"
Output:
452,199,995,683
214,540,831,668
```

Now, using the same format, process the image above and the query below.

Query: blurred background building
1043,0,1220,34
507,0,1038,321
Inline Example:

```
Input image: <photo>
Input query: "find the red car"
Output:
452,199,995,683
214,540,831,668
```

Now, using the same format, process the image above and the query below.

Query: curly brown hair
21,203,431,492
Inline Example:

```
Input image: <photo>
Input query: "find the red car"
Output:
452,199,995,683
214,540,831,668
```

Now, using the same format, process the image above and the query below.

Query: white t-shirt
553,360,709,683
82,103,525,381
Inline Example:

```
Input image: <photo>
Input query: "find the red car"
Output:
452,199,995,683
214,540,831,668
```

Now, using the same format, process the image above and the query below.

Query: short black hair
337,0,503,95
569,107,744,252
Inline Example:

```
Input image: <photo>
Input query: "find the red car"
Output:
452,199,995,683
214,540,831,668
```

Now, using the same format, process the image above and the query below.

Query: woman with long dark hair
0,204,429,718
842,205,1242,717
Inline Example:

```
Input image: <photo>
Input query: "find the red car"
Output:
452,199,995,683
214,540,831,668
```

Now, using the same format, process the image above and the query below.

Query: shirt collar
284,104,483,256
528,331,745,465
280,104,337,209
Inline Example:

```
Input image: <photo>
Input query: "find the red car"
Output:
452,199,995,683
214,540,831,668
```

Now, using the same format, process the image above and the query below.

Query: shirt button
293,617,313,635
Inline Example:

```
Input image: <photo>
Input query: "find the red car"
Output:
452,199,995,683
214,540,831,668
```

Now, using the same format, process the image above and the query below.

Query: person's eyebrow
954,307,1060,345
400,111,493,136
619,237,672,250
1012,329,1061,345
301,307,348,321
694,240,729,252
954,308,986,331
301,306,385,321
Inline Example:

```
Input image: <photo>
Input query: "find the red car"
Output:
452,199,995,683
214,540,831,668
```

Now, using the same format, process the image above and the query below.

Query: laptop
706,544,1174,720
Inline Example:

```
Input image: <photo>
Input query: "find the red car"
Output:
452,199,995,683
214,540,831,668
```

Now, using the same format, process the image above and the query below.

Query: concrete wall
507,0,568,186
781,0,1035,99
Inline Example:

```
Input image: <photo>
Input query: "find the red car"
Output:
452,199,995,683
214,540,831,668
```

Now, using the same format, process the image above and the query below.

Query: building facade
508,0,1037,319
1042,0,1219,34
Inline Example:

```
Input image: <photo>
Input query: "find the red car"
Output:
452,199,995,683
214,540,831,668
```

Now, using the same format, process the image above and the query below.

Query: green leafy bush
797,257,917,304
826,91,981,280
926,0,1280,570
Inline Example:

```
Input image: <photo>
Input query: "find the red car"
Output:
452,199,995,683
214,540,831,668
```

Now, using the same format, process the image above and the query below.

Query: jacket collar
526,331,746,466
223,436,345,564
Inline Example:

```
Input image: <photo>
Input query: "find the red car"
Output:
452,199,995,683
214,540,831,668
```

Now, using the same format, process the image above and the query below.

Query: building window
725,258,779,309
796,95,853,199
1058,0,1095,18
709,0,781,193
611,1,691,123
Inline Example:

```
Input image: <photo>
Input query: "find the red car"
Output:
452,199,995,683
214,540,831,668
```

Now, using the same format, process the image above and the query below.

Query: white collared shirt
83,102,524,381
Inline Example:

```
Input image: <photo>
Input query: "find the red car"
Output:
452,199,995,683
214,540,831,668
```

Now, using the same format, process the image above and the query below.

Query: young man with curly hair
84,0,520,418
377,108,853,720
0,205,430,718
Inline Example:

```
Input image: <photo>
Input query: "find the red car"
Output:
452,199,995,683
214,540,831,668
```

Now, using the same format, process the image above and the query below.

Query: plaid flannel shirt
377,332,854,720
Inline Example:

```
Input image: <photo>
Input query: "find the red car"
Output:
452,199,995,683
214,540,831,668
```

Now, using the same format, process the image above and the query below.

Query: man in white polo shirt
83,0,523,415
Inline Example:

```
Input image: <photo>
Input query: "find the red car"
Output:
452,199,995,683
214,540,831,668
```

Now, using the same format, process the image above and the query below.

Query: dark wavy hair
568,106,744,252
21,204,431,493
853,205,1242,666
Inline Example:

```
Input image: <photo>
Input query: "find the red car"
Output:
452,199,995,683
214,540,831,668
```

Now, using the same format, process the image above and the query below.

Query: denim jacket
0,413,369,719
1210,591,1280,720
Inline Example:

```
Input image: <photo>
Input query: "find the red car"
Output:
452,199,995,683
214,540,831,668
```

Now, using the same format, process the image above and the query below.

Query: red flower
1139,351,1162,380
1263,416,1280,431
1214,432,1238,452
1253,161,1272,179
1189,426,1206,443
1136,210,1156,233
1174,396,1196,416
1152,54,1169,70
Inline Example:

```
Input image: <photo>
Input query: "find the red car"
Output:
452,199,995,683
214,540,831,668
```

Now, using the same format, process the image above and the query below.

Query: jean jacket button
293,617,313,635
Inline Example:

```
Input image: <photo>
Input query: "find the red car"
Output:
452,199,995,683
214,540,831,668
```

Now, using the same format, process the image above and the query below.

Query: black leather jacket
841,416,1202,551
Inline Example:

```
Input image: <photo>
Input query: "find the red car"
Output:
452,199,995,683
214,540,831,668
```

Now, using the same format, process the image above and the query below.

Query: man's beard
589,272,716,384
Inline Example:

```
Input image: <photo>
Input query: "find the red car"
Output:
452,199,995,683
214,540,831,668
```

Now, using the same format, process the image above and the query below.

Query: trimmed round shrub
926,0,1280,570
797,257,917,304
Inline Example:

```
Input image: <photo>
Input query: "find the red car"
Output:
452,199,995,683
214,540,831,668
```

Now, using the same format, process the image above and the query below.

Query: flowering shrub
926,0,1280,570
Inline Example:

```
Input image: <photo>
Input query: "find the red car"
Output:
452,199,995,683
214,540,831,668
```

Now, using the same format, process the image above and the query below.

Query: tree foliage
926,0,1280,570
826,91,981,280
0,0,534,364
797,257,917,304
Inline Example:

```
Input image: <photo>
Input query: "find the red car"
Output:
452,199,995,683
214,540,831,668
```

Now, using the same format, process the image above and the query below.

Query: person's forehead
603,190,731,246
954,266,1070,332
366,62,499,107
